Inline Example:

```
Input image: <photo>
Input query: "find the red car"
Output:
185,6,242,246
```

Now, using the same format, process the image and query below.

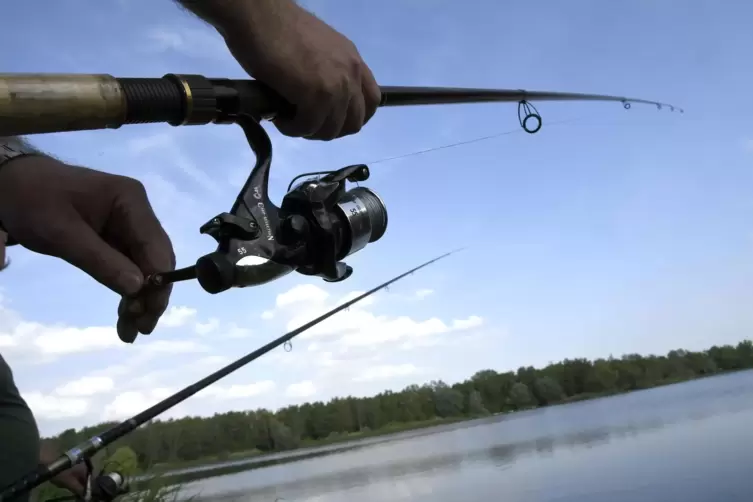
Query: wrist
0,137,43,246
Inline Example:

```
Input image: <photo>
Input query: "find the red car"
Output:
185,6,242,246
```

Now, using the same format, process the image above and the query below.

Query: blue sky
2,0,753,436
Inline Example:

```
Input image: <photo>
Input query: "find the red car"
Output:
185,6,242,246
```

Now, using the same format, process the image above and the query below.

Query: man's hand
183,0,381,141
40,441,88,497
0,155,175,343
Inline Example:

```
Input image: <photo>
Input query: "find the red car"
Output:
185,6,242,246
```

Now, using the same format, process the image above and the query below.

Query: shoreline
141,369,752,488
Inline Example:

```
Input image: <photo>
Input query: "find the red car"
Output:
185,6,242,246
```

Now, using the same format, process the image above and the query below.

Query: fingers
275,63,380,141
52,468,86,497
47,211,144,297
307,78,352,141
60,474,86,498
47,214,149,344
340,91,366,138
106,177,175,337
360,63,382,125
274,97,328,139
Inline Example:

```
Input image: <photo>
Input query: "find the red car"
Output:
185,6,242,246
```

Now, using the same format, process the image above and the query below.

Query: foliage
33,446,141,502
31,481,67,502
44,340,753,470
32,442,195,502
106,446,140,477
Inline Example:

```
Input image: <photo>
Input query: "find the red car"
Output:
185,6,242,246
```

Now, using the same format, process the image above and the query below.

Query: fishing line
362,113,597,167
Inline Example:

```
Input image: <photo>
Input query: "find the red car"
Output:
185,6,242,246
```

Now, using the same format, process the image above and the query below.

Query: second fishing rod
0,250,460,502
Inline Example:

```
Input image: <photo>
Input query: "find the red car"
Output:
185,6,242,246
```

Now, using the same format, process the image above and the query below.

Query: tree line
46,340,753,469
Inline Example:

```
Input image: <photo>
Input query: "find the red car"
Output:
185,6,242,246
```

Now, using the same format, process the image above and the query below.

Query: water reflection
198,419,672,502
180,371,753,502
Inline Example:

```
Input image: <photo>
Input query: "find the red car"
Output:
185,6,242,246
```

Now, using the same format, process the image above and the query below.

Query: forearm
175,0,297,36
0,136,48,253
1,136,40,156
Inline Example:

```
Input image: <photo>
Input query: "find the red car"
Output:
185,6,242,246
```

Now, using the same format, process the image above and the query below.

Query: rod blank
0,73,683,137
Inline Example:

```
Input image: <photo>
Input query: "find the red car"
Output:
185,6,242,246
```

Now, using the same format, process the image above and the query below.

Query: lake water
180,371,753,502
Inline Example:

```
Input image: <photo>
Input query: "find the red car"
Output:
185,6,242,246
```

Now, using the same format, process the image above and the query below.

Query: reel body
44,459,129,502
192,113,388,294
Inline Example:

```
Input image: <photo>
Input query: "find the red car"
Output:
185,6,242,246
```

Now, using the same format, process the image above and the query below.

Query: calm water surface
181,371,753,502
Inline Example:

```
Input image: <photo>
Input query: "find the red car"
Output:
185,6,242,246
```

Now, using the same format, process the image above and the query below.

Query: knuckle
117,175,148,199
348,57,362,79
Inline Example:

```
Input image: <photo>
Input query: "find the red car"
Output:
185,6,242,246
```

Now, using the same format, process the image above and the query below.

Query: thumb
51,216,144,297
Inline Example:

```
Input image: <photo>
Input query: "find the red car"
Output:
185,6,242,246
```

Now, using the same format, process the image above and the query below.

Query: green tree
431,381,464,417
508,382,534,409
533,376,564,405
38,339,753,468
106,446,140,476
585,359,618,393
467,389,490,416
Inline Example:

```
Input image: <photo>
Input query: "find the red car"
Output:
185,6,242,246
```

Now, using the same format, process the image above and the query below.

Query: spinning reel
180,113,388,294
45,459,128,502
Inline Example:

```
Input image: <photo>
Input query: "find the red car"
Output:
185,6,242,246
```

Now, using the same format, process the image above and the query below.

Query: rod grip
0,73,127,136
213,78,295,121
117,77,184,125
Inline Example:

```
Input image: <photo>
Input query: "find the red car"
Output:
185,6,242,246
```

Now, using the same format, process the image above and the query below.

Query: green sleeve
0,354,40,502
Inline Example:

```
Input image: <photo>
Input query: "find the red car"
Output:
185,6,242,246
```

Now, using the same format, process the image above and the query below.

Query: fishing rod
0,250,460,502
0,74,680,499
0,73,683,297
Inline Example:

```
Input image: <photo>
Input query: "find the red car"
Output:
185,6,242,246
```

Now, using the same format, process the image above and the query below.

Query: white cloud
353,364,421,382
336,290,376,308
415,288,435,299
25,392,90,420
1,309,211,362
4,273,484,435
286,380,317,399
223,323,253,339
143,25,228,61
0,334,14,348
261,310,275,321
31,324,121,356
193,317,252,340
55,376,114,397
197,381,276,400
160,306,197,328
103,388,175,421
452,316,484,330
261,282,483,352
139,339,210,354
197,355,230,367
276,284,330,309
195,318,220,335
256,282,485,356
